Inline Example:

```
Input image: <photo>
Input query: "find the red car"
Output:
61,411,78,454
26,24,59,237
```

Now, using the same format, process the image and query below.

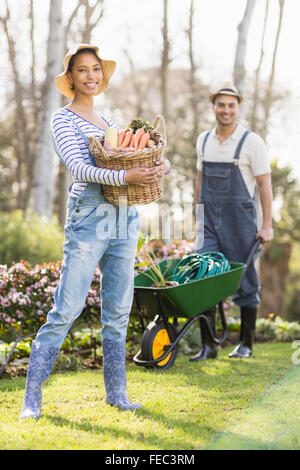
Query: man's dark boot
189,307,217,361
229,305,257,358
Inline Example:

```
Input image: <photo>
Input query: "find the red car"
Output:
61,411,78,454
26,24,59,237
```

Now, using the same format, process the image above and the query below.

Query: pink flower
0,264,8,272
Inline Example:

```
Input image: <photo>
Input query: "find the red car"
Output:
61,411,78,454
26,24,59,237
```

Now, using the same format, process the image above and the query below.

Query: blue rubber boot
102,338,141,410
20,341,59,419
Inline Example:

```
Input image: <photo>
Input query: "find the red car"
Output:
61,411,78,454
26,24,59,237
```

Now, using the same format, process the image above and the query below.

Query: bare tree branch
65,1,82,39
81,0,105,43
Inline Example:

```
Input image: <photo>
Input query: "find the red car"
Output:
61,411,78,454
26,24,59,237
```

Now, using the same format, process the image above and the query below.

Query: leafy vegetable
127,118,153,134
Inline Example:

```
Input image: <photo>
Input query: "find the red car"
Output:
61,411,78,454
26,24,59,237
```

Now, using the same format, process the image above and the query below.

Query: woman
20,44,170,418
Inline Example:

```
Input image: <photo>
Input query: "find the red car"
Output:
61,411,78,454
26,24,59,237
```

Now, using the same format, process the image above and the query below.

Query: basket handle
153,114,166,135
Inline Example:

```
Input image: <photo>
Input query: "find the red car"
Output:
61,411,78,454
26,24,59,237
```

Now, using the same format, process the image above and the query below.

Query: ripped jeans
34,183,140,349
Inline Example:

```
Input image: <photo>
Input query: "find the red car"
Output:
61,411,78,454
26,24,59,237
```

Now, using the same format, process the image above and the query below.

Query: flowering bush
0,260,101,333
0,259,101,375
0,238,197,373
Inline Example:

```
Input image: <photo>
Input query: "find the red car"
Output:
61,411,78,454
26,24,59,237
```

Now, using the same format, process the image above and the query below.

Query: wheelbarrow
133,238,262,370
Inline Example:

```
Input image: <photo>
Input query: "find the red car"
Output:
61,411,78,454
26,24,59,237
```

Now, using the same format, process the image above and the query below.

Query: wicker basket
89,115,167,206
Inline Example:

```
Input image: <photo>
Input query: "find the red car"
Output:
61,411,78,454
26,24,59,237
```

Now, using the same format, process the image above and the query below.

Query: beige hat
209,85,243,103
55,43,116,99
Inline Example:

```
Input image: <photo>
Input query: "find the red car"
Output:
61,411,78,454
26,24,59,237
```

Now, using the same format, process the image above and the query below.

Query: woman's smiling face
68,52,103,97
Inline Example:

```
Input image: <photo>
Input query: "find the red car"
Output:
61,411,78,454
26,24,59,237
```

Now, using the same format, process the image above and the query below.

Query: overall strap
61,108,90,145
53,108,96,166
233,130,251,163
201,131,211,160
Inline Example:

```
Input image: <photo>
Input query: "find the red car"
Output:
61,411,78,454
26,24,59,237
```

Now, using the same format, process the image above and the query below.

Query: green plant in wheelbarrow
135,254,178,288
135,233,178,288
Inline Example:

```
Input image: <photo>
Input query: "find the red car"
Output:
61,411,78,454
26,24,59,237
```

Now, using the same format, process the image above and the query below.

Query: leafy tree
259,159,300,318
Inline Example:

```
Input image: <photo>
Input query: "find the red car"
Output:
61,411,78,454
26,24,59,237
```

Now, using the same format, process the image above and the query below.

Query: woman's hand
125,167,161,186
155,159,171,176
125,159,171,186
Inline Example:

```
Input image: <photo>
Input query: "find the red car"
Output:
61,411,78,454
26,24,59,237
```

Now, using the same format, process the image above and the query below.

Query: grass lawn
0,342,299,450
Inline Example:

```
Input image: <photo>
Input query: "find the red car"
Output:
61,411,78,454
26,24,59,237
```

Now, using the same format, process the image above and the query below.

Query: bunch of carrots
118,127,154,152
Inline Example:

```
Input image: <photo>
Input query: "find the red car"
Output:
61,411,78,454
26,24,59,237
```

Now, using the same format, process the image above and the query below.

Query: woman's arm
51,111,126,186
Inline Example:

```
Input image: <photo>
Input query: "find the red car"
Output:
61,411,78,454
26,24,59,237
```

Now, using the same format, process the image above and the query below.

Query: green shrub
255,318,278,340
272,316,300,341
254,316,300,341
0,209,64,266
287,287,300,323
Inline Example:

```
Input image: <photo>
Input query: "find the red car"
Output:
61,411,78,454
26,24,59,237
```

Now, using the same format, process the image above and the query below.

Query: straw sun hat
209,85,244,104
55,43,116,99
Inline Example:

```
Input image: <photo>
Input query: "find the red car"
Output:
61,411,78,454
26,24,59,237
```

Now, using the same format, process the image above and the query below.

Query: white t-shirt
196,123,271,198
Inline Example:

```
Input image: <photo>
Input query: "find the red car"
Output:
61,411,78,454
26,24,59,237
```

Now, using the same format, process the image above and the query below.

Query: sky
1,0,299,179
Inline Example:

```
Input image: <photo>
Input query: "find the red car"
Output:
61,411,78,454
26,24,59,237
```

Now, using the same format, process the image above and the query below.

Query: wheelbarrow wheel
140,319,178,370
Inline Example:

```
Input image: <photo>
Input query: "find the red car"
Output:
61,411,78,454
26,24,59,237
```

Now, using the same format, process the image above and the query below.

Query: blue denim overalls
196,129,260,308
38,109,140,346
20,110,141,417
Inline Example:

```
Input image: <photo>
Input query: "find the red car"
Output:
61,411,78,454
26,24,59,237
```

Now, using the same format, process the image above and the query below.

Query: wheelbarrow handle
239,236,262,287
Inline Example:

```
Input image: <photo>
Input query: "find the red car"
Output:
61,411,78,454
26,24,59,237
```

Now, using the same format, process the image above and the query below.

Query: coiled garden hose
171,252,231,285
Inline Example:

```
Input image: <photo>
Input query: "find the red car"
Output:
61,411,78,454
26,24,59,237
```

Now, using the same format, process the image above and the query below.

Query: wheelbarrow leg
189,306,218,362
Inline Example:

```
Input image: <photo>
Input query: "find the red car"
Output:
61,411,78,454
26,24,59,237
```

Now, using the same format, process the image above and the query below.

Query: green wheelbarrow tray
134,260,244,319
133,238,262,369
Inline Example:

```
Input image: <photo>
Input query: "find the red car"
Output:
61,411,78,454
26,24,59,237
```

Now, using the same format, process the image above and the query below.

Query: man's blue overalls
191,129,260,361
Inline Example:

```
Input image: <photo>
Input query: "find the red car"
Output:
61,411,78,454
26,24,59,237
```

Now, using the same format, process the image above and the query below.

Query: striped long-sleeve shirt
51,108,126,197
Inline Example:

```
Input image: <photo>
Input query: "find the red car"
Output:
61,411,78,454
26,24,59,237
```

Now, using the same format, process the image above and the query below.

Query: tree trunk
161,0,170,121
259,241,291,318
159,0,172,208
187,0,199,205
0,1,34,210
187,0,198,142
33,0,64,218
260,0,285,140
22,0,42,210
233,0,256,95
250,0,269,133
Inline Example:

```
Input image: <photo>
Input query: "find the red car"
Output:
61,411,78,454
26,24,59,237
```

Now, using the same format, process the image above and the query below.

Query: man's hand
256,225,274,243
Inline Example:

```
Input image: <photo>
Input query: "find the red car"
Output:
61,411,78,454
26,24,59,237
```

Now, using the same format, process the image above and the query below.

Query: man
191,85,273,361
